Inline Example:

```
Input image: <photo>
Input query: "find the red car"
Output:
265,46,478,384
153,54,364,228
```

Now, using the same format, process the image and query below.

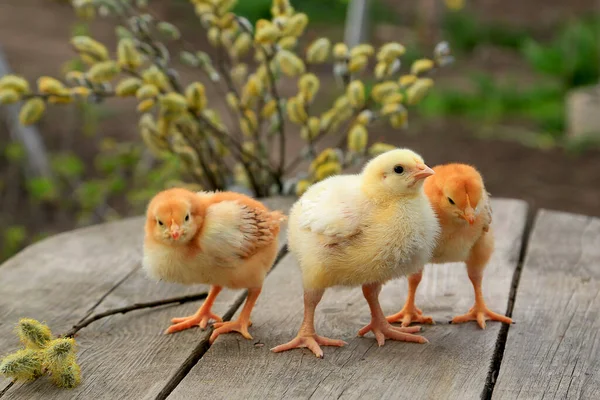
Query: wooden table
1,197,599,399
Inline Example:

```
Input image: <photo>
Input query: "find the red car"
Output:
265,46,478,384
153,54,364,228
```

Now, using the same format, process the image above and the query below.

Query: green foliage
227,0,397,25
4,142,26,163
51,153,85,180
429,14,599,144
0,319,81,389
521,17,599,89
443,10,529,53
1,226,27,260
26,177,59,202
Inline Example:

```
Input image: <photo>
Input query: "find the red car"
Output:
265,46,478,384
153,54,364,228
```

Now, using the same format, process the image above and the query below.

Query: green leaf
107,176,126,194
76,180,106,210
26,178,58,202
2,225,27,257
51,153,85,180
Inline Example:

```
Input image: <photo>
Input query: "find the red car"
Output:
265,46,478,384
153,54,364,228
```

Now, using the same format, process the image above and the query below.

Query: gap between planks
482,205,536,400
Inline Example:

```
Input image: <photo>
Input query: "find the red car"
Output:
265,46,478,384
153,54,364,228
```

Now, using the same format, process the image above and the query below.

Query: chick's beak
462,208,475,225
170,224,181,239
412,163,435,181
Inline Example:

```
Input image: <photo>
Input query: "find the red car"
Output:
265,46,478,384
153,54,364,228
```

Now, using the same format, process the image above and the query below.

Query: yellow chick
386,163,512,328
271,149,440,358
143,188,286,343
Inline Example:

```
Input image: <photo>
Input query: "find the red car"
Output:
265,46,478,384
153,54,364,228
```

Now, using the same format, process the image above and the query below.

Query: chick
143,188,286,343
271,149,440,358
385,163,513,329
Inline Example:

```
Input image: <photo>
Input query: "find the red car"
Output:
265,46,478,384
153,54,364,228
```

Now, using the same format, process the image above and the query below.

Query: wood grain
170,199,528,400
492,210,600,400
0,197,293,400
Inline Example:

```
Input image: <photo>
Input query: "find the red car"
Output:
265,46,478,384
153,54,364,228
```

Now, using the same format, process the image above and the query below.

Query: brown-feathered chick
386,163,513,329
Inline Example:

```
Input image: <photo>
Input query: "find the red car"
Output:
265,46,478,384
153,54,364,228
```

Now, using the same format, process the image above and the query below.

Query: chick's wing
298,177,365,245
200,200,278,260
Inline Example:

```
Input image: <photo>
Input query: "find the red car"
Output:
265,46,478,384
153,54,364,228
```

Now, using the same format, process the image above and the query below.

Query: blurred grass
232,0,399,25
424,13,600,141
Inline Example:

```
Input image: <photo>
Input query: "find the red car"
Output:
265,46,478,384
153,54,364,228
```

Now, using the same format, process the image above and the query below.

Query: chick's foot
386,304,434,327
451,303,512,329
209,319,253,343
270,334,347,358
166,310,223,334
165,285,223,334
358,320,428,346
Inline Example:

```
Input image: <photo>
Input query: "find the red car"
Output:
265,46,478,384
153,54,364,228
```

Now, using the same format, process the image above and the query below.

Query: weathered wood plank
0,218,143,393
170,199,528,400
492,210,600,400
0,197,294,400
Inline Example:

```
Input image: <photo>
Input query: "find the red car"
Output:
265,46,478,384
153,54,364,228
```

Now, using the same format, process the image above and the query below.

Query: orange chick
143,188,286,343
386,163,513,329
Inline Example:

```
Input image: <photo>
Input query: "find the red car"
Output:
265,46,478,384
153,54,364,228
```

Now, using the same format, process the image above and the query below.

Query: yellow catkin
347,124,368,152
136,84,159,100
411,59,435,75
19,98,46,125
306,38,331,64
37,77,65,95
86,61,120,83
315,161,342,181
398,74,418,88
71,35,109,62
368,142,396,156
137,98,156,112
350,44,374,58
0,89,20,104
115,78,142,97
406,78,434,105
0,75,30,93
298,73,320,103
346,80,365,108
185,82,207,112
348,55,368,73
117,38,142,70
376,42,406,63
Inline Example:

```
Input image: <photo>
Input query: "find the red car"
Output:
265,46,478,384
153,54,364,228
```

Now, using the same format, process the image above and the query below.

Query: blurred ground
0,0,599,244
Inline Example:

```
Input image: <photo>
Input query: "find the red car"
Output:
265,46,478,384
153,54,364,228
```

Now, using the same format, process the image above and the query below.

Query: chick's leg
166,285,223,334
451,232,513,329
210,287,261,344
385,271,434,326
358,282,428,346
271,289,347,358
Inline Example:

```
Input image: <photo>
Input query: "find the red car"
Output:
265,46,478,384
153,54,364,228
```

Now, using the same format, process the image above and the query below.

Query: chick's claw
270,335,347,358
451,304,513,329
386,305,434,327
166,311,223,334
358,322,428,346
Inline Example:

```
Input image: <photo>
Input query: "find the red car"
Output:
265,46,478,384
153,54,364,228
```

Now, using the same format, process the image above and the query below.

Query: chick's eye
448,197,455,205
185,214,190,222
157,220,164,226
393,165,404,174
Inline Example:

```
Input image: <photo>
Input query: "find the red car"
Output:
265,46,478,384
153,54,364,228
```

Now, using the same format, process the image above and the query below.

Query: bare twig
61,291,208,338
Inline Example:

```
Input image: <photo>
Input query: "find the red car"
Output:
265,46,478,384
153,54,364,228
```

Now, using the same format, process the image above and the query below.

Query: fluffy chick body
289,175,440,289
273,148,440,357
